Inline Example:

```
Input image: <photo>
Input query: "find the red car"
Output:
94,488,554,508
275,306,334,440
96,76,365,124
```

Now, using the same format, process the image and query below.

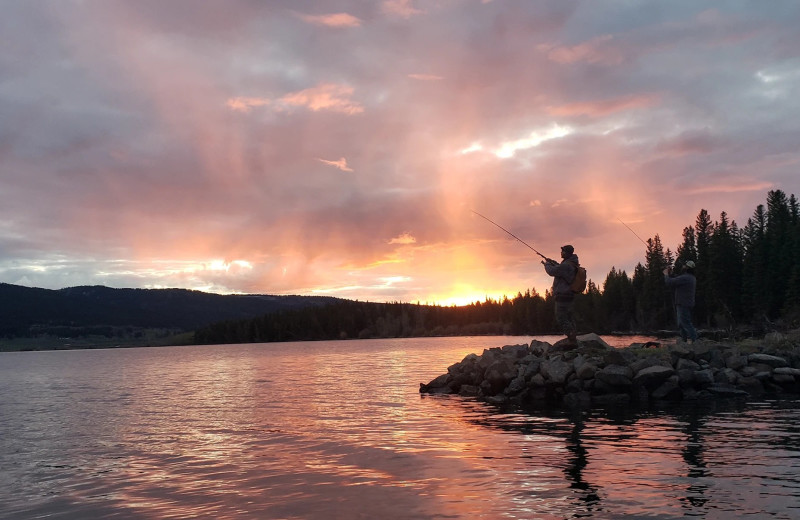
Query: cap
683,260,696,269
561,244,574,255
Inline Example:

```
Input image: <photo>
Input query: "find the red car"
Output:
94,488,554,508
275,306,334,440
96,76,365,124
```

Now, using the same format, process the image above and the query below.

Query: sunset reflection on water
1,337,799,519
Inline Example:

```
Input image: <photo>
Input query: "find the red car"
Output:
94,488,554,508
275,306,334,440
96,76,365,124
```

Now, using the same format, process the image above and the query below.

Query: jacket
544,254,579,301
664,272,696,307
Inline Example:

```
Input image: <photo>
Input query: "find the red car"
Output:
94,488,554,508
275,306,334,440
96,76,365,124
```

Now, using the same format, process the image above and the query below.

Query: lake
1,336,799,519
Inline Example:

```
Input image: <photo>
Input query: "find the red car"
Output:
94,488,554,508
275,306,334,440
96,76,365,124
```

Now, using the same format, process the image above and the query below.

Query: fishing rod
617,218,648,247
471,210,549,260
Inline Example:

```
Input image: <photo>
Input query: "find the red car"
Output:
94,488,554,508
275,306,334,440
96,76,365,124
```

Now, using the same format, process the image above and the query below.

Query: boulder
576,333,612,350
693,369,715,387
634,365,675,391
774,367,800,377
748,353,788,368
707,384,749,397
596,364,633,387
576,361,598,380
501,343,530,359
484,359,517,393
652,381,682,400
540,359,573,385
676,358,701,371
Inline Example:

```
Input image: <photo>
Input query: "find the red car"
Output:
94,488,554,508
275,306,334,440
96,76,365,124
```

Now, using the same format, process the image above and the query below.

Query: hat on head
683,260,696,269
561,244,574,255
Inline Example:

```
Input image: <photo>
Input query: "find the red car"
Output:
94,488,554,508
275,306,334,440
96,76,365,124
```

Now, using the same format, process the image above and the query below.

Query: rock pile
419,333,800,409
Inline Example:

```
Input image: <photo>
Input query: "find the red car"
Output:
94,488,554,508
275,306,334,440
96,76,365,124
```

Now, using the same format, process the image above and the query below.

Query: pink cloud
225,84,364,115
540,35,624,65
687,181,774,195
318,157,354,172
280,84,364,114
408,73,444,81
382,0,423,19
226,97,271,113
298,12,362,28
547,94,660,117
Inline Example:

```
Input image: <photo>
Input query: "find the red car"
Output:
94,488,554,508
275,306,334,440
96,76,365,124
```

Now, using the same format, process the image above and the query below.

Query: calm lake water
1,336,799,519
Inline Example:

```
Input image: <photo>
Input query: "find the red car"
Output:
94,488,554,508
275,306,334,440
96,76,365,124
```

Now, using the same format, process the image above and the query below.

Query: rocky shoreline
419,332,800,409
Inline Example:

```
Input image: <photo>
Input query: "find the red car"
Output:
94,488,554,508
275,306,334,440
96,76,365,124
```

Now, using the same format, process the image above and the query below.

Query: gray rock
677,369,695,388
485,394,508,405
693,369,715,387
576,361,598,380
707,384,749,397
771,374,796,385
529,340,549,356
564,391,592,409
485,359,517,392
634,365,676,391
753,371,772,381
774,367,800,377
529,373,546,388
459,385,480,397
748,353,788,368
596,364,633,387
540,359,573,385
737,377,764,396
504,376,527,395
501,343,530,359
676,358,701,371
576,333,612,350
522,360,542,380
565,378,583,394
652,381,683,400
715,368,739,385
725,354,747,371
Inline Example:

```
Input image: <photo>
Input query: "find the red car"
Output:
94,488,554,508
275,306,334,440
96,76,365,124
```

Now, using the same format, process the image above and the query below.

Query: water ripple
1,337,799,519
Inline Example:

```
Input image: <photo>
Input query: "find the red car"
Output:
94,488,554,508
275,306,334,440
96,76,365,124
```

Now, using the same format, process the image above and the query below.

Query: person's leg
677,305,697,342
556,300,577,341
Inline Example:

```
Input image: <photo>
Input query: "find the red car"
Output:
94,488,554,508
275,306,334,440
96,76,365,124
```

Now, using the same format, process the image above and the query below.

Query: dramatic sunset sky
2,1,799,305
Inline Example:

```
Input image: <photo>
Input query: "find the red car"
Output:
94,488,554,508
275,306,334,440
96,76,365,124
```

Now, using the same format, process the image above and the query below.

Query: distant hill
0,283,338,339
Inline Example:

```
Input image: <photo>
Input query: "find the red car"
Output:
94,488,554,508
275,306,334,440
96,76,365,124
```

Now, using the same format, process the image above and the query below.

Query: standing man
664,260,698,344
543,245,579,344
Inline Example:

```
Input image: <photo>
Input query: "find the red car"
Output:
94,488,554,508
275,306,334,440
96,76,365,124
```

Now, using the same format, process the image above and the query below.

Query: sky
2,0,800,306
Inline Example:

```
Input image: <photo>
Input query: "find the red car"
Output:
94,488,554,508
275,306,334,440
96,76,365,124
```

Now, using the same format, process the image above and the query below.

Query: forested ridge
0,284,337,340
195,190,800,345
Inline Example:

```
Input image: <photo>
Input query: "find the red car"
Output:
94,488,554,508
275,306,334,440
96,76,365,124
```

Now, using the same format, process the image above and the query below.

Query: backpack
570,264,587,293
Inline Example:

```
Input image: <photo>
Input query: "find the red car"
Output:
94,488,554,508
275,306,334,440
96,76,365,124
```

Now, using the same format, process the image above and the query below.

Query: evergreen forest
195,190,800,345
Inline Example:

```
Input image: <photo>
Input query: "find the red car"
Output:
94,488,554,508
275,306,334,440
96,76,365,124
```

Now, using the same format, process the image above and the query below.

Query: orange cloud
540,35,623,65
547,94,660,117
226,84,364,115
298,12,362,27
408,73,444,81
687,181,773,194
383,0,423,18
318,157,354,172
226,97,271,113
280,84,364,114
389,232,417,245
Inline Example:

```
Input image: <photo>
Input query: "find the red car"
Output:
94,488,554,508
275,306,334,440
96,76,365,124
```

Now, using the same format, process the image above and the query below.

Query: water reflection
444,396,800,519
2,338,799,519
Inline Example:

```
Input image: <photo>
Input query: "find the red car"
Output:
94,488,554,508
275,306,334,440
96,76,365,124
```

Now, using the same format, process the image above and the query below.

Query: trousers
676,304,697,342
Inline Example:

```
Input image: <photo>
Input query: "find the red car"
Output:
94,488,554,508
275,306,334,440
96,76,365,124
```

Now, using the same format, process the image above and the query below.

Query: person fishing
543,245,580,344
663,260,698,344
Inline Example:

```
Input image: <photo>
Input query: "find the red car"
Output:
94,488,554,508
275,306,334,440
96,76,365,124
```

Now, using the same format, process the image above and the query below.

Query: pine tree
694,209,714,326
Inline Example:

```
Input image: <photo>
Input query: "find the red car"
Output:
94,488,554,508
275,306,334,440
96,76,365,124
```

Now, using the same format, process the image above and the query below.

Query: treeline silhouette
0,284,337,339
195,190,800,345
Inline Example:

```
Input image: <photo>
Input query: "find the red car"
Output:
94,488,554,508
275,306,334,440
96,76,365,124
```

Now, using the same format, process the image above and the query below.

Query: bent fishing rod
471,210,550,261
617,218,648,247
